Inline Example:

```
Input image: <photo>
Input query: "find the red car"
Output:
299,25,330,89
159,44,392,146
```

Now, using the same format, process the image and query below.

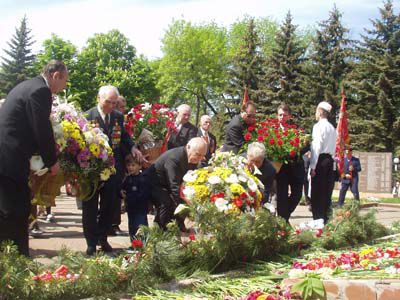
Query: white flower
30,155,44,172
263,202,276,214
84,131,94,144
183,171,198,183
238,174,248,182
174,204,190,216
208,175,221,185
215,198,229,212
142,102,152,111
225,174,239,184
53,123,64,139
288,268,306,278
183,186,196,200
253,165,262,175
247,178,258,192
317,267,333,279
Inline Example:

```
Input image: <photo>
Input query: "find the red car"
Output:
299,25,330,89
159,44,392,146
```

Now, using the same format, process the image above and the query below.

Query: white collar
97,104,107,122
200,128,208,136
41,75,50,89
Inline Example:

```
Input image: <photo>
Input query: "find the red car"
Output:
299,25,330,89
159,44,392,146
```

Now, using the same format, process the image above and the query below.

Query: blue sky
0,0,395,62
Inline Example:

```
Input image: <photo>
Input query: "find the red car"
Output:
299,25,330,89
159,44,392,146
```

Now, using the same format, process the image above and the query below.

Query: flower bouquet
182,151,264,215
126,102,176,165
243,118,309,168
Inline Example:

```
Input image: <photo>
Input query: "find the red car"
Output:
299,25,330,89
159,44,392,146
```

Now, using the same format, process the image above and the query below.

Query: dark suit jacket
0,76,57,183
86,107,134,176
342,156,361,184
197,128,217,163
149,146,197,205
222,115,245,154
167,122,197,150
241,153,276,201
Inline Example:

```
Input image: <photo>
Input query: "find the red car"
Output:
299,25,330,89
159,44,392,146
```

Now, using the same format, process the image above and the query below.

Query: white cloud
0,0,386,63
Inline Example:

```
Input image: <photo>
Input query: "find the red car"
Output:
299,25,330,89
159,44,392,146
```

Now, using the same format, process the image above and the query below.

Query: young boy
121,154,150,240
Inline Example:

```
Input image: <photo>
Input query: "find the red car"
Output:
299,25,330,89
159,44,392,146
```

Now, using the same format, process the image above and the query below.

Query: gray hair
98,85,119,100
177,104,191,113
200,115,211,123
187,137,207,150
247,142,266,159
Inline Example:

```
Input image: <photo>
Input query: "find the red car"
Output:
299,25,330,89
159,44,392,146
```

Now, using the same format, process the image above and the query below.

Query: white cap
317,101,332,113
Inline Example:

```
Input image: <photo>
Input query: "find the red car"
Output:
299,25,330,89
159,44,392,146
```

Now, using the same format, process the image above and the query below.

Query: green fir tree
0,16,35,96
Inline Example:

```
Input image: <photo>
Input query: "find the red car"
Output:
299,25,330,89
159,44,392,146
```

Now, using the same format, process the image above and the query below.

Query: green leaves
291,275,326,300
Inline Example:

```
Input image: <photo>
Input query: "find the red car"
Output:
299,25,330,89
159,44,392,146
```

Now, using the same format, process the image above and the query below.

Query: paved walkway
29,190,400,258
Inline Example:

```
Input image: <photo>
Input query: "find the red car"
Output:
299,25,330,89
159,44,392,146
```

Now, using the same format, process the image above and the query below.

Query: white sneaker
29,228,43,238
45,214,55,223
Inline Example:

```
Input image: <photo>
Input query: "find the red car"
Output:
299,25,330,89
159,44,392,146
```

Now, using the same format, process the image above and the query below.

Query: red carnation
189,234,196,241
234,198,243,208
277,139,283,146
257,136,265,142
248,126,256,132
132,239,143,249
283,131,289,136
148,117,158,124
244,133,252,140
134,113,142,120
269,139,275,145
290,150,297,158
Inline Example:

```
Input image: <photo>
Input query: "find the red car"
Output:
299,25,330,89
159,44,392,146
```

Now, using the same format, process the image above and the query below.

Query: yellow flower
194,185,209,200
89,144,100,157
360,248,374,257
360,259,370,268
194,169,209,184
212,167,232,179
100,169,111,181
230,183,245,195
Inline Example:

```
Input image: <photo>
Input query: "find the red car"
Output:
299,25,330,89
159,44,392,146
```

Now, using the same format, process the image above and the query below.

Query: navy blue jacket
121,172,150,212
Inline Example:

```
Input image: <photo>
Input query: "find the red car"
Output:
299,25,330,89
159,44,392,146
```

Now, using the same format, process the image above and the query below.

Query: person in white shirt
310,101,337,223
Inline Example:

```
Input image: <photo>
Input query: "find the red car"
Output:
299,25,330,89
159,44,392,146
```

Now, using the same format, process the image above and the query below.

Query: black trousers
151,184,176,230
0,175,30,256
276,162,304,221
82,175,118,247
311,154,335,223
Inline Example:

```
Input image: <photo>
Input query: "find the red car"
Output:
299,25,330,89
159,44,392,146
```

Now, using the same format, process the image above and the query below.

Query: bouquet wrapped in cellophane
30,98,115,205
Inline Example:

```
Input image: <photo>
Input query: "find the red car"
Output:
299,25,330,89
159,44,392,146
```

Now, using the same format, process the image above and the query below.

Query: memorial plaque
355,152,392,193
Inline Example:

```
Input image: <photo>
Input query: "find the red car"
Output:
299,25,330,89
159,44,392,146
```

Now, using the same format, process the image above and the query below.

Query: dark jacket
167,122,197,150
197,128,217,163
0,76,57,183
222,115,245,154
85,107,134,176
149,146,197,204
341,156,362,184
121,172,150,212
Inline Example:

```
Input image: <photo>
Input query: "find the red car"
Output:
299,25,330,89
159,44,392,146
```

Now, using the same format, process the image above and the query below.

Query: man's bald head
186,137,207,164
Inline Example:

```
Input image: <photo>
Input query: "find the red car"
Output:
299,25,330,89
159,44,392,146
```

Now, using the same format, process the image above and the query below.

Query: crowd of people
0,60,360,257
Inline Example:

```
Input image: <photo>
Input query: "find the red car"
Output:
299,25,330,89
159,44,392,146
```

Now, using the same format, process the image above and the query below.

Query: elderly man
310,101,337,223
116,95,127,114
84,85,144,255
0,60,67,256
168,104,198,150
275,103,306,222
222,101,257,154
147,137,207,230
197,115,217,165
245,142,276,202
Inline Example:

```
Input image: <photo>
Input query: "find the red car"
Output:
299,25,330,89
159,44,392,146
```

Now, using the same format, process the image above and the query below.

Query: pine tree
225,18,265,114
259,12,307,124
302,6,353,128
347,0,400,152
0,16,35,96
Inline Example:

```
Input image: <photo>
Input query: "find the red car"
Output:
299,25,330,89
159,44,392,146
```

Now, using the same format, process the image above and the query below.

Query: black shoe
107,227,117,236
99,241,113,252
86,246,96,256
114,226,125,236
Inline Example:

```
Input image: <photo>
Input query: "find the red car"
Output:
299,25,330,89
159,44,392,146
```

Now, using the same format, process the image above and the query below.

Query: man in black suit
245,142,276,202
167,104,198,150
275,103,305,222
197,115,217,166
147,137,207,230
0,60,67,256
84,85,144,255
338,148,362,206
222,101,257,154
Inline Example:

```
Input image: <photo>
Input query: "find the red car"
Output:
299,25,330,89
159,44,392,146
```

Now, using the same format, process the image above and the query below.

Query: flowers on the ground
32,265,79,282
243,118,308,163
182,152,264,214
126,102,176,141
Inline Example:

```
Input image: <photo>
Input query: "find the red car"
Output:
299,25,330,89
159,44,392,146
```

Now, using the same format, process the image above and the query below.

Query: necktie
105,114,110,130
204,134,209,144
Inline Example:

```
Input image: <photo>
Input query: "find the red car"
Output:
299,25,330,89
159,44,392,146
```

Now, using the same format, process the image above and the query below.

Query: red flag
242,87,249,108
335,90,350,179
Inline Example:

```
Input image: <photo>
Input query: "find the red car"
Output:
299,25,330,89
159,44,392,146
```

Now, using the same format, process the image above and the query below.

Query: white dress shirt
310,118,337,170
97,104,107,123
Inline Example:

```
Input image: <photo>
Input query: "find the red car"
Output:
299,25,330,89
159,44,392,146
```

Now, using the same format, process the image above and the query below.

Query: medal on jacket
111,120,121,148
